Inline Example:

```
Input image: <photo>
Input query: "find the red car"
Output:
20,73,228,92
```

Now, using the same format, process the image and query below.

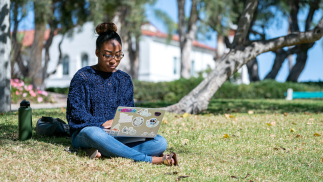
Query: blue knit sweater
66,66,135,134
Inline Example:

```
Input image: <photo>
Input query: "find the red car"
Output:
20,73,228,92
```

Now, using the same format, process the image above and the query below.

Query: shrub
133,78,323,102
11,79,55,104
45,78,323,103
46,87,69,95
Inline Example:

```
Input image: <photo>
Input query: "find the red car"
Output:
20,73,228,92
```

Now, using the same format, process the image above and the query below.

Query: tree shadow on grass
205,99,323,114
0,123,71,147
136,99,323,114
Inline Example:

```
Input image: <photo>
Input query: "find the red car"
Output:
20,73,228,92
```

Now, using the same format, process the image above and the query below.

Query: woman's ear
95,49,99,57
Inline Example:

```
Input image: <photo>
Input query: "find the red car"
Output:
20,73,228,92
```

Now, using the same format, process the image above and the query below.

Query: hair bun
95,22,117,35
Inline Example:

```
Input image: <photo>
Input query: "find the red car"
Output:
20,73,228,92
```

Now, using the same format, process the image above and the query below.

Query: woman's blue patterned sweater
66,66,135,135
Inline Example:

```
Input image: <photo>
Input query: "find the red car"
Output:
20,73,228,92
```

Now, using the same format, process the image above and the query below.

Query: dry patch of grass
1,101,323,181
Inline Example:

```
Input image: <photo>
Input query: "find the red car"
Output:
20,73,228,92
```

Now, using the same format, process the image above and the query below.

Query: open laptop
108,107,165,143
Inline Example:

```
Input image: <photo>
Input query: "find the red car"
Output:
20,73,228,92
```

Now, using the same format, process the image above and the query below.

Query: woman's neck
93,64,117,73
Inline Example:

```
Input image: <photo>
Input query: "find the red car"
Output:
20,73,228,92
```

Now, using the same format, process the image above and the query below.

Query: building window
81,54,89,67
191,60,195,76
62,55,69,75
173,57,177,74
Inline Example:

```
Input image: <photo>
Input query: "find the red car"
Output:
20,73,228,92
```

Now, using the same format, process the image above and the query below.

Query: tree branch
244,17,323,60
47,34,65,77
231,0,258,48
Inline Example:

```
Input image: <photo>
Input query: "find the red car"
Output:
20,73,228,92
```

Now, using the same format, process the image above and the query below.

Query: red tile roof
19,27,216,52
141,29,216,51
19,29,57,47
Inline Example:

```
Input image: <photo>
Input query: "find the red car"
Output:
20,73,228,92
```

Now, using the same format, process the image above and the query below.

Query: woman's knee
79,126,106,140
155,135,168,152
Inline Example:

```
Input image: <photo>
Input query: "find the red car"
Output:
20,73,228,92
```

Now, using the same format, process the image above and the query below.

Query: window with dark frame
62,55,69,75
190,60,195,76
81,54,89,68
173,57,177,74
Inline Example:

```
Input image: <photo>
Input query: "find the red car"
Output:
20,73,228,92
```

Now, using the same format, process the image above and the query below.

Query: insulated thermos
18,99,32,141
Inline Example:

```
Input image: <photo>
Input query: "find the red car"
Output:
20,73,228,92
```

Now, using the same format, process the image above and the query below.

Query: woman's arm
118,74,135,107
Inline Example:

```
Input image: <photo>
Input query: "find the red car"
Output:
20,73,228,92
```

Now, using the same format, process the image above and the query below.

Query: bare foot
96,151,101,158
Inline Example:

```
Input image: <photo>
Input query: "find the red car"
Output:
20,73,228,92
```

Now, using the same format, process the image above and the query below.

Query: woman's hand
102,119,113,129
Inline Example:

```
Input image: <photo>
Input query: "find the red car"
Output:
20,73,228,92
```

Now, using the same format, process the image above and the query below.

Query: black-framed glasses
98,49,124,61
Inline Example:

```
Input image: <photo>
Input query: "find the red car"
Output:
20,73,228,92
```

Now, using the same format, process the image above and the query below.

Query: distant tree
0,0,11,113
11,0,89,89
263,0,321,81
166,0,323,114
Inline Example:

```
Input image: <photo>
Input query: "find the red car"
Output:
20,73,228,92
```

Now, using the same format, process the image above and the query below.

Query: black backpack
36,116,71,137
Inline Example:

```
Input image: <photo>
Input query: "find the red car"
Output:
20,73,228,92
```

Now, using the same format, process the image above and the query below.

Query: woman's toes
96,151,101,158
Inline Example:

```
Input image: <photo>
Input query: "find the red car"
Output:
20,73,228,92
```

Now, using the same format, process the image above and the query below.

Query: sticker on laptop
137,109,151,117
132,117,144,127
118,108,137,113
110,124,121,136
111,123,120,131
154,112,161,116
142,132,148,136
148,132,156,137
146,118,160,128
118,113,133,123
122,126,136,135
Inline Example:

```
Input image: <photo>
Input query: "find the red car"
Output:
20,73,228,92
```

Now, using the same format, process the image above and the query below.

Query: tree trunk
264,49,289,79
288,54,293,73
177,0,198,78
28,22,46,88
286,0,320,82
246,58,260,81
128,34,140,79
286,46,310,82
166,0,323,114
41,28,55,90
0,0,11,112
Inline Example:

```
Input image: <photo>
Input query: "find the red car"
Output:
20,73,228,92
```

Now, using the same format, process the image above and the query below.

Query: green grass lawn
1,99,323,181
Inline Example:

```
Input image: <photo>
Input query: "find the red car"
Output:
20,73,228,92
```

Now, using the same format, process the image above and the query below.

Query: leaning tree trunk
0,0,11,113
246,58,260,81
166,0,323,114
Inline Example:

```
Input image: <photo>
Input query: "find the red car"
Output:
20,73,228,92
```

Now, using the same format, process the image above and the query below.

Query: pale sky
15,0,323,82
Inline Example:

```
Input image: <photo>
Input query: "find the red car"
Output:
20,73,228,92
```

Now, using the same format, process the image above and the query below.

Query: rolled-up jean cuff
145,156,153,163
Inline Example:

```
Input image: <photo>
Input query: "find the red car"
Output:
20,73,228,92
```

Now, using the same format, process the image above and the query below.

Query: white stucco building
43,22,249,87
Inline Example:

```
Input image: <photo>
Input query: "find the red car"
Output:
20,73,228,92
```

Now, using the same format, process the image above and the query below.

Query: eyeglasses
98,49,124,61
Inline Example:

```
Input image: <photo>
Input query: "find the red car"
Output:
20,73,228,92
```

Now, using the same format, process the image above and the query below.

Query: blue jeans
71,126,167,163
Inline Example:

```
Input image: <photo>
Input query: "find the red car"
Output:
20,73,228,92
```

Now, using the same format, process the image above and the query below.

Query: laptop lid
109,107,166,138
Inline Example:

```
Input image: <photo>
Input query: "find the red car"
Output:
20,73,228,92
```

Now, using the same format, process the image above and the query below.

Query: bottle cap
20,99,30,107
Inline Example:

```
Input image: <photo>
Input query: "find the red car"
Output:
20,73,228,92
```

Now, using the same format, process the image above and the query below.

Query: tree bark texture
246,58,260,81
128,34,140,79
177,0,198,78
28,22,46,88
11,1,27,78
286,0,320,82
286,46,309,82
166,0,323,114
0,0,11,112
264,47,297,80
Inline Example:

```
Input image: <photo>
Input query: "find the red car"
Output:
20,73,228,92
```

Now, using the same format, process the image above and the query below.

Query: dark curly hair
95,22,122,50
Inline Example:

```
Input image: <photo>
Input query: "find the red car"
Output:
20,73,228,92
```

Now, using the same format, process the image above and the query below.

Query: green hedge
133,79,323,102
46,87,69,95
46,78,323,102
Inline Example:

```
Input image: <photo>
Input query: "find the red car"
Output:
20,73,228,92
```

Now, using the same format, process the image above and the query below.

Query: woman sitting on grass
66,22,178,166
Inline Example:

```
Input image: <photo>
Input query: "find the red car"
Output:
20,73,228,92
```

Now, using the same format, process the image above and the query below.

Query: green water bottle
18,100,32,141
